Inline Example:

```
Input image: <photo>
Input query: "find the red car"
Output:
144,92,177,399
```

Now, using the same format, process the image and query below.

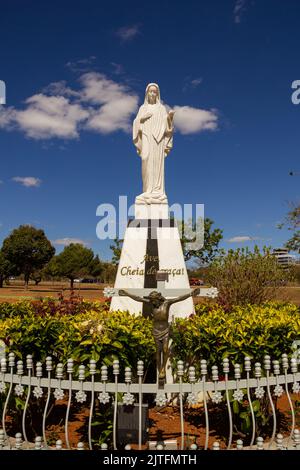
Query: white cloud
0,94,88,140
183,77,203,92
53,238,88,246
12,176,41,187
79,72,132,105
227,235,271,243
173,106,218,134
115,25,140,42
234,0,248,23
15,94,89,140
191,78,202,87
228,236,252,243
0,72,219,139
80,72,139,133
86,96,138,134
65,56,97,73
0,106,16,129
42,81,81,98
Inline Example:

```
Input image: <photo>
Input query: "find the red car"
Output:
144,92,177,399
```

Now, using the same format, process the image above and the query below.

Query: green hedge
0,300,299,377
0,301,156,374
171,301,300,373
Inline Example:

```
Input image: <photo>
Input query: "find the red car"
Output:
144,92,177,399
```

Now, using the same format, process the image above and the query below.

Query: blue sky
0,0,299,261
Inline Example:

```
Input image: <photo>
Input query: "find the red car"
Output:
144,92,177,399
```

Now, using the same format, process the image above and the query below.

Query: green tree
101,262,117,284
2,225,55,287
56,243,95,289
0,250,15,288
179,217,223,264
109,238,123,265
89,254,103,279
30,269,43,286
44,256,62,281
207,246,291,310
278,203,300,253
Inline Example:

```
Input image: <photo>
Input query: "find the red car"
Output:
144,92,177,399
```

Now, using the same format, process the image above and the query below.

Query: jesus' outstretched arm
119,289,150,304
167,287,200,305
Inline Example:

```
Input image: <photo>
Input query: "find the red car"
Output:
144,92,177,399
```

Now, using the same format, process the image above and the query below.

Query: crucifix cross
103,271,218,300
105,271,218,387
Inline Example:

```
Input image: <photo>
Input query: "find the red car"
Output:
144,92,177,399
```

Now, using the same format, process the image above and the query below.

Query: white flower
155,392,167,407
273,385,284,397
0,382,6,394
53,388,65,401
187,392,198,406
211,391,223,404
292,382,300,394
207,287,219,298
33,386,43,399
233,389,244,402
14,384,24,397
75,391,87,403
254,386,265,399
122,392,135,406
98,391,110,404
103,287,115,297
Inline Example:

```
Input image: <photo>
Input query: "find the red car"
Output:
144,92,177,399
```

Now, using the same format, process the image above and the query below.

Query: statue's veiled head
145,83,160,105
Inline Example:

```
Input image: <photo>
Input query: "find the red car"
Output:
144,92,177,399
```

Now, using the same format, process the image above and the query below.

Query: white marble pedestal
110,204,194,319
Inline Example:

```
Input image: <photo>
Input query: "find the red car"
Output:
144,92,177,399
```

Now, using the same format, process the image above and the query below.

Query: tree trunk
70,278,74,290
0,276,3,288
24,273,30,289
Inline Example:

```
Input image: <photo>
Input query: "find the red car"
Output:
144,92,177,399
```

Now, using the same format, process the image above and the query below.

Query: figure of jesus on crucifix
119,287,200,384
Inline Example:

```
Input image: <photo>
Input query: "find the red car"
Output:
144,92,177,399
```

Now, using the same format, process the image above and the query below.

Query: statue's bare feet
159,370,166,381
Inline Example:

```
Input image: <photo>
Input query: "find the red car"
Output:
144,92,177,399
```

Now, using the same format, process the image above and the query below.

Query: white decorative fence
0,352,300,450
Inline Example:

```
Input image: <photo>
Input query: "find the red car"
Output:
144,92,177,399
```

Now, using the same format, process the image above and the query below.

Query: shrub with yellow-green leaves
172,302,300,373
0,303,156,374
0,301,156,448
0,299,299,378
1,299,299,444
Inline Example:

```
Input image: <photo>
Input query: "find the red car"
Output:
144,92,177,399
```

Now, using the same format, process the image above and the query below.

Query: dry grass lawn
0,281,299,305
0,281,107,303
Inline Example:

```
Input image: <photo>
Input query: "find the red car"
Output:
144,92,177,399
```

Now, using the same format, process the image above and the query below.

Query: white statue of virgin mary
133,83,174,205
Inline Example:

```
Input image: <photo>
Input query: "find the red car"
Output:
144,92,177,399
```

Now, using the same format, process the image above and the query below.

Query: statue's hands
168,110,175,120
192,287,200,297
119,289,126,296
140,112,152,123
167,110,175,132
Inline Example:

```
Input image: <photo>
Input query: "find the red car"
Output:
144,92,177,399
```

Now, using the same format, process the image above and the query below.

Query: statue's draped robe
133,102,173,202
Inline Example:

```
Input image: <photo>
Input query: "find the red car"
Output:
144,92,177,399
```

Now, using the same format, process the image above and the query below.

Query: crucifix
104,272,218,386
103,272,218,303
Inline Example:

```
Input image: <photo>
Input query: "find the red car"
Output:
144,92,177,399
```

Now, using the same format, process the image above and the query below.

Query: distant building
271,248,297,267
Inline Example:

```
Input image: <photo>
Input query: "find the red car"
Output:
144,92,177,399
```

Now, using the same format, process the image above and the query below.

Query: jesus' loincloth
153,327,169,342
